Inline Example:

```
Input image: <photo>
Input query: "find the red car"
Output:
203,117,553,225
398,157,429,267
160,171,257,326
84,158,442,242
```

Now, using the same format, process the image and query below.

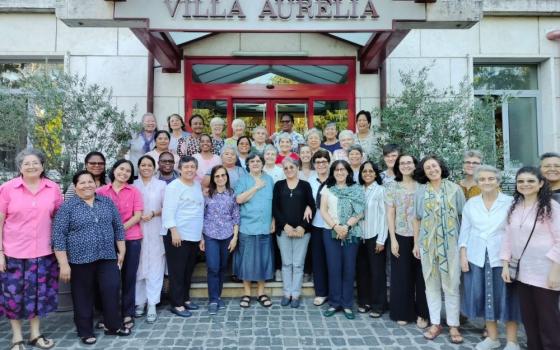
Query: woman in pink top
501,166,560,350
97,159,143,331
0,149,63,350
193,134,222,184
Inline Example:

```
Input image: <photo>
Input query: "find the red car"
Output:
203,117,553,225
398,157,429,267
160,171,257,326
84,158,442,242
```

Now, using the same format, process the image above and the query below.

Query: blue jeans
205,235,232,303
122,239,141,318
323,229,358,309
277,232,311,298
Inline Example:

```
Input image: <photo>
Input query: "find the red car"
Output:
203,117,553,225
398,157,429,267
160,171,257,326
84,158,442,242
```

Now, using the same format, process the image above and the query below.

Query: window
474,64,540,169
313,100,349,132
191,100,227,136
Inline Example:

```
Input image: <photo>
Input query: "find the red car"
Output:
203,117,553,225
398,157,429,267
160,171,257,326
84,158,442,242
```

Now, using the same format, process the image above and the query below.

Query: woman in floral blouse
177,115,205,157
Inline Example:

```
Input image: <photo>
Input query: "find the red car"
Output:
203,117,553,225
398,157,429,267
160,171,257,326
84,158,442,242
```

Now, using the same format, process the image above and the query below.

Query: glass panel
275,103,308,135
473,65,538,90
192,100,227,136
0,61,63,89
313,100,349,131
0,94,28,171
507,97,538,168
192,64,348,84
233,103,266,137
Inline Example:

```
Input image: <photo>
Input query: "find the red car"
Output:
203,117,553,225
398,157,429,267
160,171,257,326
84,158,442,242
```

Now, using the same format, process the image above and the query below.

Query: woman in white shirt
459,165,521,350
356,161,388,318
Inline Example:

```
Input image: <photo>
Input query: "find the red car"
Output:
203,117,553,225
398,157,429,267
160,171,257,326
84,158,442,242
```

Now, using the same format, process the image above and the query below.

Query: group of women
0,110,559,350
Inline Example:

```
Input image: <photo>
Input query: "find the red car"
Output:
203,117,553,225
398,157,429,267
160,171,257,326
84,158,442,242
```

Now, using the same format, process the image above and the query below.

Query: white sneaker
476,337,501,350
134,304,146,318
503,342,520,350
146,304,157,323
275,269,282,282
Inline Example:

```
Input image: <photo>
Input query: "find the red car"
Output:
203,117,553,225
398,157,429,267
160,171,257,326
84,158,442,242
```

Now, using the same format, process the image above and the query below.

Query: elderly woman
459,165,521,350
308,150,331,306
209,117,225,155
320,122,341,153
162,156,204,317
356,161,388,318
97,160,143,330
251,126,268,154
354,110,379,161
413,155,465,343
320,160,365,319
385,154,428,328
203,145,246,189
348,145,365,182
177,114,205,157
145,130,180,171
275,133,300,165
53,170,129,345
168,114,190,155
129,112,157,175
193,134,222,183
65,151,108,200
305,128,323,155
458,150,483,200
0,149,63,350
236,136,252,169
202,165,240,315
273,158,316,308
263,144,285,184
501,167,560,350
234,153,275,308
332,130,355,161
133,155,166,324
225,119,246,146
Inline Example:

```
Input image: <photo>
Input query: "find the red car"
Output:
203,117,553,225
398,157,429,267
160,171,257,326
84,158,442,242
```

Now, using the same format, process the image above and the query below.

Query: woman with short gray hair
0,148,63,350
209,117,225,156
129,112,158,175
305,128,323,155
459,150,484,200
276,133,300,165
332,130,355,162
225,119,246,146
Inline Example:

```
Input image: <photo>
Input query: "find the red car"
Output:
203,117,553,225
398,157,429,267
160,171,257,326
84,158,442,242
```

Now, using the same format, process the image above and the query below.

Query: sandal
449,327,464,344
397,320,408,326
368,311,382,318
123,317,135,330
239,295,251,308
357,304,371,313
257,294,272,308
10,341,25,350
80,337,97,345
28,335,55,350
95,321,106,330
313,296,327,306
416,317,429,329
423,324,443,340
104,328,131,337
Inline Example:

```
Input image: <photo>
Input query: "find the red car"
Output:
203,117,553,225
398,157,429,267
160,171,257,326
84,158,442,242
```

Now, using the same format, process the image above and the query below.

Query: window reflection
473,65,538,90
313,101,348,131
192,100,227,136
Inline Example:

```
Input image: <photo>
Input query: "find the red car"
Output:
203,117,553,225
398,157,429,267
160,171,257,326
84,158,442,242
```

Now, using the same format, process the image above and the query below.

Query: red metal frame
184,57,356,136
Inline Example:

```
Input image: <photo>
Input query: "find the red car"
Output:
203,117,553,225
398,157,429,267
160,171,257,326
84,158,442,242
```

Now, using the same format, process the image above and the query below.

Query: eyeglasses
280,120,292,123
160,159,175,164
87,162,105,166
214,173,227,178
283,166,297,170
314,160,329,165
334,168,347,173
22,161,41,167
464,161,481,166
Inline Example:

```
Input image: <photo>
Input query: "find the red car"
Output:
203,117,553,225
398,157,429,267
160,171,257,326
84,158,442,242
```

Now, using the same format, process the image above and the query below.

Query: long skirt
0,254,59,319
234,233,274,282
462,253,522,323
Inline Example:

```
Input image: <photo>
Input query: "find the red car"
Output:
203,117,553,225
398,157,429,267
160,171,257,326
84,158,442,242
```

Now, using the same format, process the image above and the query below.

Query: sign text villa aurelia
114,0,428,32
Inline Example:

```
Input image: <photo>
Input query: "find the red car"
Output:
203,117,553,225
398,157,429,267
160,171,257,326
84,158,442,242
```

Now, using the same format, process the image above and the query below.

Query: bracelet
331,223,337,229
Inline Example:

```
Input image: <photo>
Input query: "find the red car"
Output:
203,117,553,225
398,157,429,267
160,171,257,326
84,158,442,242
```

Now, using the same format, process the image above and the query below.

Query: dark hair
178,155,198,169
356,110,372,125
189,114,204,126
326,160,355,187
540,152,560,162
382,143,401,156
200,133,214,152
394,154,419,182
413,155,450,184
507,166,552,224
138,154,156,168
158,151,174,162
154,130,171,143
237,136,252,148
245,152,264,172
359,161,382,185
108,159,135,184
311,149,331,164
84,151,107,185
167,113,185,132
72,170,95,186
281,113,294,122
208,165,232,198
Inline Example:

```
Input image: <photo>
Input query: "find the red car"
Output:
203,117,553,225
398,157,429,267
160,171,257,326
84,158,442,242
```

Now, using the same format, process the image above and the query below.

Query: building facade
0,0,559,170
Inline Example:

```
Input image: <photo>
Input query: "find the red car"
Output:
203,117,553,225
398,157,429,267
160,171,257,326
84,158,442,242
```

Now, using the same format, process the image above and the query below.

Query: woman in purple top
201,165,240,315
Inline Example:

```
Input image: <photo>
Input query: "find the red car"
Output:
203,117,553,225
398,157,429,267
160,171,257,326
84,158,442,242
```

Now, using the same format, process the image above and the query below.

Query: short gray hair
15,148,46,177
277,132,293,144
210,117,225,127
348,144,363,155
281,157,301,168
338,129,354,140
463,150,483,162
305,128,323,141
263,144,278,155
474,165,502,183
220,144,238,158
252,126,268,136
178,155,198,169
231,118,245,129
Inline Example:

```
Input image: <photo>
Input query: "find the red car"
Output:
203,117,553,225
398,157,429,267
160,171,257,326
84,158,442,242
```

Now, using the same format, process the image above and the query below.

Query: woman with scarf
319,160,365,320
413,155,465,344
129,113,157,175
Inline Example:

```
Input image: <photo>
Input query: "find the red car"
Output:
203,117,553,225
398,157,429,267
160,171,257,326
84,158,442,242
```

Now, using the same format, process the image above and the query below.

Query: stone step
190,281,316,298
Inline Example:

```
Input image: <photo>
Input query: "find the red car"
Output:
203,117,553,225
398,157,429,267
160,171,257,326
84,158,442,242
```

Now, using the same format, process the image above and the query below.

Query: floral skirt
0,254,59,320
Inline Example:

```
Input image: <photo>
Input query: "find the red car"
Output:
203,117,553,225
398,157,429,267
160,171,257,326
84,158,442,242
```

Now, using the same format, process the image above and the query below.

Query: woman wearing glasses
65,152,108,200
458,150,483,200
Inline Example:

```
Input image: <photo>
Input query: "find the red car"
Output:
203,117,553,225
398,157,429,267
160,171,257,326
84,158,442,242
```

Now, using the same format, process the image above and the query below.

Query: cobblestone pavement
0,298,526,349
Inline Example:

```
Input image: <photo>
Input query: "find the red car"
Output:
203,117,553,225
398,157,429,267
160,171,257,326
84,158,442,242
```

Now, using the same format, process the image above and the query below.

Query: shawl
329,184,365,244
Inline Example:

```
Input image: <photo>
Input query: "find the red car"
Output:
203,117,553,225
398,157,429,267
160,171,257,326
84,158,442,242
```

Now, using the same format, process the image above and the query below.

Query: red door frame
184,57,356,135
231,99,309,136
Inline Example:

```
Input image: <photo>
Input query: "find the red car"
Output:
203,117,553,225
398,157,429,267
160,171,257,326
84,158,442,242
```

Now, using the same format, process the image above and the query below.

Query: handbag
508,215,538,281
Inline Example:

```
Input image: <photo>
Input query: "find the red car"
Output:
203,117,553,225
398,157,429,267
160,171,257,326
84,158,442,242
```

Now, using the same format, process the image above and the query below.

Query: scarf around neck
329,184,365,244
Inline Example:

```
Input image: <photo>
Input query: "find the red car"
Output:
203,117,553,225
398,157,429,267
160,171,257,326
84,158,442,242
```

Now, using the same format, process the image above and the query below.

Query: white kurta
134,177,167,305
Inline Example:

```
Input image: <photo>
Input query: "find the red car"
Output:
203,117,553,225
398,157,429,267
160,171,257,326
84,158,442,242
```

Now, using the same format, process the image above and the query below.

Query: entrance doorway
233,100,308,136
